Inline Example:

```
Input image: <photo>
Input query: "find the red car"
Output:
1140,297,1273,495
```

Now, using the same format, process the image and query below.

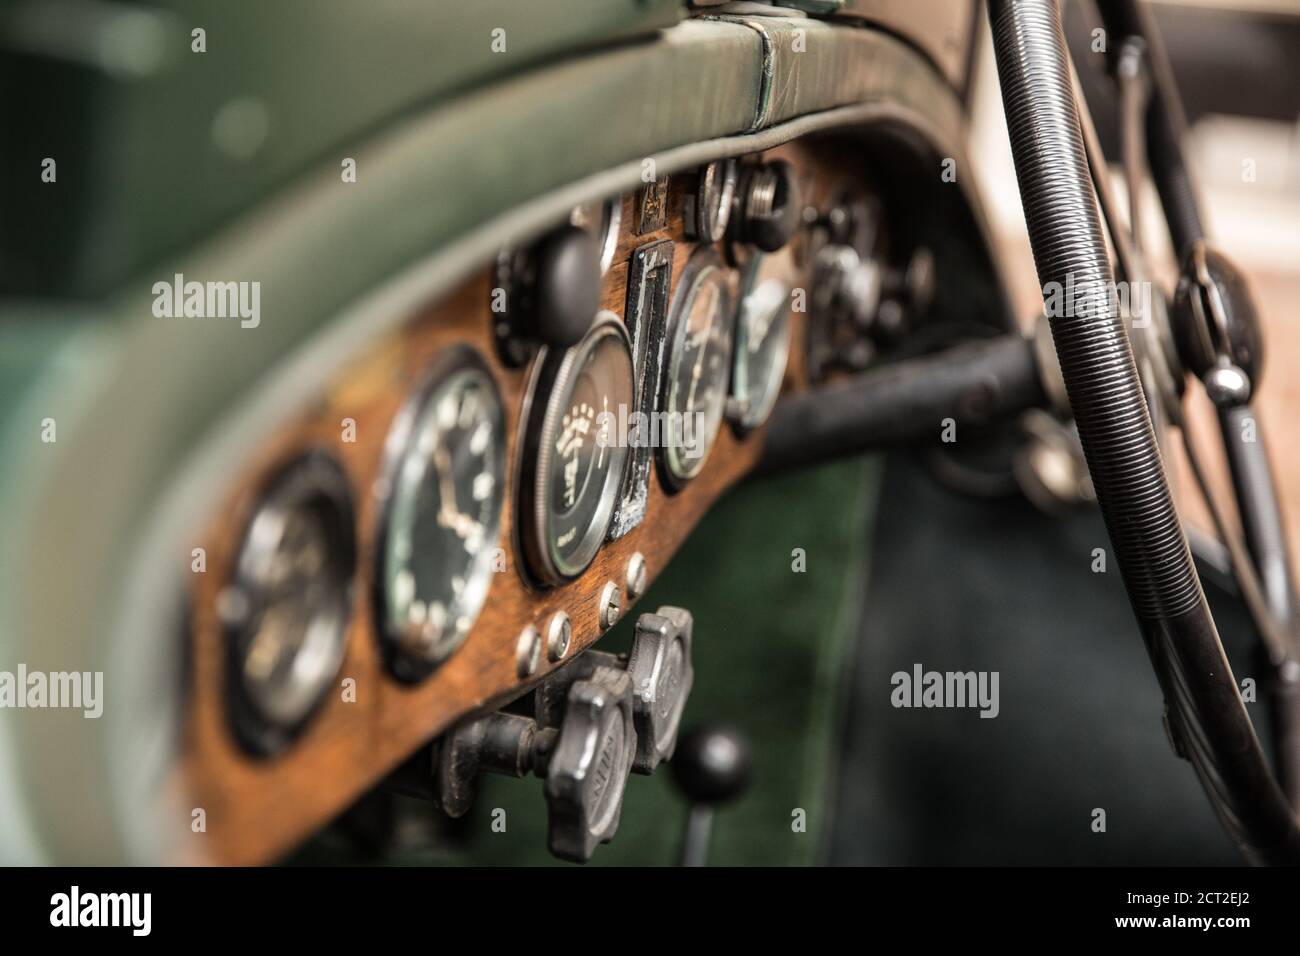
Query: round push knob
670,724,752,867
626,606,695,774
533,224,601,349
544,665,637,862
670,724,752,807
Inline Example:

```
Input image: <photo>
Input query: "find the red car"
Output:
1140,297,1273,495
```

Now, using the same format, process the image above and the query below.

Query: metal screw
625,552,648,601
516,625,542,678
598,582,622,631
215,586,251,629
546,611,572,662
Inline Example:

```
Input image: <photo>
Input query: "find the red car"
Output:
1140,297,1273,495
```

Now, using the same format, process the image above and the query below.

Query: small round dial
375,349,506,681
520,313,634,585
223,452,356,756
685,159,738,243
730,253,793,433
659,248,735,489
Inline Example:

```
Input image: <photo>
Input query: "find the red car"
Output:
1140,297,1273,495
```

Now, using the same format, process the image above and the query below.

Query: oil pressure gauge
658,248,735,490
519,312,634,585
375,348,506,682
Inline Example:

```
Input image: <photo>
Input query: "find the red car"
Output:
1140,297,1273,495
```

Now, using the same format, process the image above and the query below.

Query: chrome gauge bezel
685,159,738,244
518,312,635,586
571,198,623,275
222,450,357,757
729,253,793,434
657,247,735,491
372,346,507,683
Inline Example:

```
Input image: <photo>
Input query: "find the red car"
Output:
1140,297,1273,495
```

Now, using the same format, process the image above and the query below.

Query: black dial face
225,453,356,755
377,353,505,679
731,253,792,432
522,313,634,584
661,250,734,486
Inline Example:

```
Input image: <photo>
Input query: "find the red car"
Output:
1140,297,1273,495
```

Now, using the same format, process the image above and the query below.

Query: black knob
534,224,601,349
671,724,751,806
670,724,751,867
733,160,802,253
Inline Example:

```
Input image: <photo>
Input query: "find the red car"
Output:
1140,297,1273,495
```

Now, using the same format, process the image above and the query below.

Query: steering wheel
987,0,1300,864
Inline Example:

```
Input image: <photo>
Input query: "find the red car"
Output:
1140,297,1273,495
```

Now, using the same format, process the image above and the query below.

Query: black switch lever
670,724,751,867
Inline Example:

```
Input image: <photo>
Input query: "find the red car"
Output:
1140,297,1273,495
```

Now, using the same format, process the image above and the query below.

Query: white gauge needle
685,289,719,412
434,444,482,541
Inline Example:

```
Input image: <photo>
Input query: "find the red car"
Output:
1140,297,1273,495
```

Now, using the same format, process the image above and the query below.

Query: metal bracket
609,239,674,539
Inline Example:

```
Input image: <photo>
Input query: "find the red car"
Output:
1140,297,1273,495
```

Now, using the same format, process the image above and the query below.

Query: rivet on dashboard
516,625,542,678
546,611,573,662
626,552,648,601
599,582,622,632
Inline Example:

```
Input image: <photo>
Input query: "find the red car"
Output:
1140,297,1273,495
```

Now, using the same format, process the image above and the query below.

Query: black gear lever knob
670,724,752,865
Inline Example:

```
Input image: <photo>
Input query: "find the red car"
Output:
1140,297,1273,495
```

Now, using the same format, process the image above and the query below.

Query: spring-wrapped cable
987,0,1300,863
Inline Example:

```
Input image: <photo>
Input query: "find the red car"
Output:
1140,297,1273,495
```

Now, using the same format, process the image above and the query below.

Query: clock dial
376,349,506,681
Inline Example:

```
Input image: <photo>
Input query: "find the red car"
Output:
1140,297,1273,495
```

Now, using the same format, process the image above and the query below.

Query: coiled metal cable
987,0,1300,863
990,0,1197,619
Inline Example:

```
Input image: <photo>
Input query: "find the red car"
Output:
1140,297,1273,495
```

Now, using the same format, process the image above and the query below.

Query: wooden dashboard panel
179,138,868,864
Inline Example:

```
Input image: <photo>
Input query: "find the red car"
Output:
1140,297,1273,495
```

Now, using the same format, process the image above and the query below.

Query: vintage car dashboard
179,136,948,863
0,2,1022,867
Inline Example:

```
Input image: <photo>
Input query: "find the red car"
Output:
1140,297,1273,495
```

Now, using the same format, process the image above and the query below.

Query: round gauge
375,348,506,682
685,159,738,243
658,248,735,489
222,452,356,756
570,198,622,275
519,312,634,585
730,253,793,433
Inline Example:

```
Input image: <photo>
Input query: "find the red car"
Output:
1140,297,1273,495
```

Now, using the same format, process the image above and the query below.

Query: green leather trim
3,0,684,296
702,15,960,131
775,0,845,13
